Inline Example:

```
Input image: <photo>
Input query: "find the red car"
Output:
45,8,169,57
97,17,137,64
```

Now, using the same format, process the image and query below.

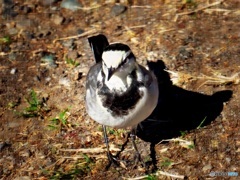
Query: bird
85,34,159,168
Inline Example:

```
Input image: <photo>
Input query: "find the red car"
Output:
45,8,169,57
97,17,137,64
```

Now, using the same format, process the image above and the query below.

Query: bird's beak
107,67,115,81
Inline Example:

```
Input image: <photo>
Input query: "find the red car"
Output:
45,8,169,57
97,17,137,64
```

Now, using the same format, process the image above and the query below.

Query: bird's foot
133,151,146,168
105,152,120,170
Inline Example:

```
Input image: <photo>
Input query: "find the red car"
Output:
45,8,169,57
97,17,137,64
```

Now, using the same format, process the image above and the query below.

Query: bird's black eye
119,52,134,67
120,57,128,67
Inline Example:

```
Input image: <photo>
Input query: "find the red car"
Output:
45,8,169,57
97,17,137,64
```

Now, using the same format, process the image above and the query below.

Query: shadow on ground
136,60,233,168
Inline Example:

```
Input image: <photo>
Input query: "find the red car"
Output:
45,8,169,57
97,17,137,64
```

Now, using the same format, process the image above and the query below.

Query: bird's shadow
136,60,233,170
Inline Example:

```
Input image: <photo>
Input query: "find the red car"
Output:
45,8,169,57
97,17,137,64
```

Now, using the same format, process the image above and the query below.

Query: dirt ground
0,0,239,179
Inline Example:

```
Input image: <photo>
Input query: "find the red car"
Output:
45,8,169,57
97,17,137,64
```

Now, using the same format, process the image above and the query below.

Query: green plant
20,90,49,118
66,57,80,67
188,144,195,149
0,36,11,44
160,158,172,168
183,0,197,7
49,109,69,129
145,174,158,180
180,130,188,137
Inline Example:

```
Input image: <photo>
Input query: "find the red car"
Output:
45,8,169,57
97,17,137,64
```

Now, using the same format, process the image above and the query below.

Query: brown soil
0,0,239,179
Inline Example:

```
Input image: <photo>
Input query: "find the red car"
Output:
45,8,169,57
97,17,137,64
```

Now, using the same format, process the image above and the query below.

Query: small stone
226,157,231,163
202,164,212,172
77,29,84,34
59,77,70,87
41,0,58,6
177,46,193,60
111,4,127,16
51,14,64,25
10,68,17,74
61,0,82,11
8,53,17,61
41,54,57,68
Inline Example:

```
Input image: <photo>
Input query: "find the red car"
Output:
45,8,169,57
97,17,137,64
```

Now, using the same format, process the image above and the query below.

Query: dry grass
166,70,240,88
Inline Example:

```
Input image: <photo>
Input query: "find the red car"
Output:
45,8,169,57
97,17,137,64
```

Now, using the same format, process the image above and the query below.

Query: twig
130,5,152,9
75,4,101,11
125,25,146,30
175,0,224,21
158,138,192,145
124,170,184,179
159,28,175,33
157,171,185,179
62,154,106,160
53,29,98,43
59,146,121,153
204,8,233,14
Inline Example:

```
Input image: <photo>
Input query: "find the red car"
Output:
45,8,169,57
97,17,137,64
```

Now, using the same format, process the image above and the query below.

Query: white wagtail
85,34,159,167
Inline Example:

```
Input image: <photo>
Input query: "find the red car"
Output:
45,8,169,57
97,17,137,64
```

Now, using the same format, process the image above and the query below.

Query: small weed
145,174,158,180
49,109,70,130
106,127,126,136
180,130,188,137
160,158,172,168
197,116,207,129
66,57,80,67
188,144,195,149
49,155,93,179
0,36,11,44
183,0,197,7
20,90,49,118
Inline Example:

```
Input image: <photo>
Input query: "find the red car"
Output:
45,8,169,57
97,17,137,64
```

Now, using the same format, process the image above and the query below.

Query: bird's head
101,43,137,81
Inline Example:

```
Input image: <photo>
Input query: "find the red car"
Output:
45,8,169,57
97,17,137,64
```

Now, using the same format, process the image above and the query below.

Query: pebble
111,4,127,16
8,52,17,61
60,0,82,11
225,157,231,163
10,68,17,75
51,14,65,25
202,164,212,172
59,77,71,87
41,54,57,68
177,46,193,60
41,0,58,6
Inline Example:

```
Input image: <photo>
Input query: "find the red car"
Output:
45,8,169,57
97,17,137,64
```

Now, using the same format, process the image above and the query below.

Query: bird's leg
130,128,145,167
102,125,119,169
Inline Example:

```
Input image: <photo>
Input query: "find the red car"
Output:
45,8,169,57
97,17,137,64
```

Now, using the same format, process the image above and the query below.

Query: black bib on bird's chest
97,70,144,117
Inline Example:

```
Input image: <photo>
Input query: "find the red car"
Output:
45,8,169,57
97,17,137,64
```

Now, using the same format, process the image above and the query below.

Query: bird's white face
102,48,136,81
102,50,131,69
